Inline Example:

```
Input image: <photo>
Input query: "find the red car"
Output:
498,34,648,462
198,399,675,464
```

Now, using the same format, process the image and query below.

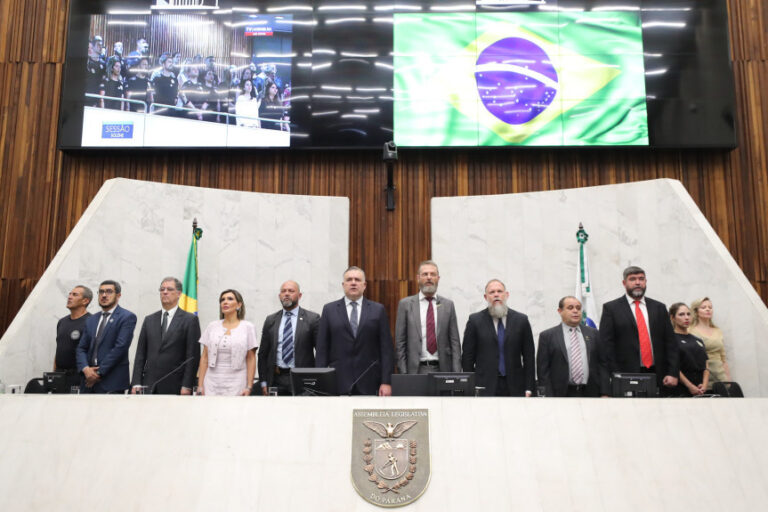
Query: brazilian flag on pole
394,11,648,146
179,225,203,314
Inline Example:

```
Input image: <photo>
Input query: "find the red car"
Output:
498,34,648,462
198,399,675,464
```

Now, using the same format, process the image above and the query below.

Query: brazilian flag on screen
393,12,648,146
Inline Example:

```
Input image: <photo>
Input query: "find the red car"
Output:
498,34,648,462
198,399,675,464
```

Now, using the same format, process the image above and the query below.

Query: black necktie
92,312,111,365
161,311,169,339
497,319,506,377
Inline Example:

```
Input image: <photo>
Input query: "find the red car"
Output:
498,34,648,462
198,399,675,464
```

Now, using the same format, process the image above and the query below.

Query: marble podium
0,178,349,386
0,395,767,511
432,179,768,396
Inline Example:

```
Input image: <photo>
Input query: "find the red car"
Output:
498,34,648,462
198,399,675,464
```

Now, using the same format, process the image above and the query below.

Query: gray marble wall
432,179,768,396
0,178,349,385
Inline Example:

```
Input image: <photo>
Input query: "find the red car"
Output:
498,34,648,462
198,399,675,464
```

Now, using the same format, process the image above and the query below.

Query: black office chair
712,381,744,397
24,378,45,394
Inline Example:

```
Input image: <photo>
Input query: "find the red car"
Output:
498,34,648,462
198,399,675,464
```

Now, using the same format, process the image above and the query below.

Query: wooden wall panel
1,0,768,337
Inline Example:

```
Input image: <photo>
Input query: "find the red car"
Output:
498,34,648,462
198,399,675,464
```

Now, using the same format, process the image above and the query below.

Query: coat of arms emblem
351,409,430,507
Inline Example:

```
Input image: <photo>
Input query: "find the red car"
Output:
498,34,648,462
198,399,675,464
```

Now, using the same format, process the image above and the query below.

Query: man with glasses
131,277,201,395
75,280,137,393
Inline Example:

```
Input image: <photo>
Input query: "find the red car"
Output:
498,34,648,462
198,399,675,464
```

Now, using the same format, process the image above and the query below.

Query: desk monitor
290,368,338,396
611,372,658,398
43,372,68,394
428,372,476,397
391,374,429,396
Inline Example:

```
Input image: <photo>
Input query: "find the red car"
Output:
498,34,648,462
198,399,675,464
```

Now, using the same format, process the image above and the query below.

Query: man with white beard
461,279,535,397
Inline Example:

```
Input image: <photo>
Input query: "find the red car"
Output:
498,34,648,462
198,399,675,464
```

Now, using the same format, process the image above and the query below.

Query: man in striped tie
256,280,320,396
536,296,609,397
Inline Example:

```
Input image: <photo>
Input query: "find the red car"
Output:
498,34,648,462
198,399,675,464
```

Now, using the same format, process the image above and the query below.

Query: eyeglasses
158,287,177,292
98,289,115,295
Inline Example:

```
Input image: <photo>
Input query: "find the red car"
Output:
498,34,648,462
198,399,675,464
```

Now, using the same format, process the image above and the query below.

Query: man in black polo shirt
54,285,93,389
85,36,106,107
150,53,180,116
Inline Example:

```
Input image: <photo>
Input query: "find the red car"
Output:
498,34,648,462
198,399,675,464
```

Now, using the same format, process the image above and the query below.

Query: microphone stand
150,357,195,395
347,360,379,396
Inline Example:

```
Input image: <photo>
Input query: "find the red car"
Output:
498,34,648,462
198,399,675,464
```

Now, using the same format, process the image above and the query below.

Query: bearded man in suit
395,260,461,374
257,280,320,395
599,266,679,396
76,280,137,394
461,279,535,397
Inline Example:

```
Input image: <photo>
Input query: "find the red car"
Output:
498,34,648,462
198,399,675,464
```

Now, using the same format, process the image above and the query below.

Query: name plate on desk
351,409,431,507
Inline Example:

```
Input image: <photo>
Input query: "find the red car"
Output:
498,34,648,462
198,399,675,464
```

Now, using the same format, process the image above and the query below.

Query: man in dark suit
257,280,320,395
316,266,395,396
76,280,137,394
395,260,461,374
131,277,201,395
599,266,679,395
462,279,535,397
537,296,609,397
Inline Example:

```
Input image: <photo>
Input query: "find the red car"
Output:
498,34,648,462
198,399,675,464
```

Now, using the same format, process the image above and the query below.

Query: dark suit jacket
395,293,461,374
461,308,535,396
76,305,137,393
536,324,609,397
316,297,394,395
258,306,320,387
131,308,201,394
599,295,680,388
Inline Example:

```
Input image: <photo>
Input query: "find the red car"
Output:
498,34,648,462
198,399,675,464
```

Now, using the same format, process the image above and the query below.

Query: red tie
426,297,437,355
634,300,653,368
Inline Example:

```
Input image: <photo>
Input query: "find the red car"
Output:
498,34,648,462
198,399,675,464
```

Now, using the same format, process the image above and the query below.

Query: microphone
347,359,379,396
150,357,195,395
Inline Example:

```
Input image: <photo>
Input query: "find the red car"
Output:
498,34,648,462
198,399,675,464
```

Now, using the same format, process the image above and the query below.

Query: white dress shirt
160,305,179,332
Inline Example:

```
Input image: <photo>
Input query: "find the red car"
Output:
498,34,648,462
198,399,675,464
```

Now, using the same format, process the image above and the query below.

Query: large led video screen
394,12,648,146
57,0,737,150
78,11,293,147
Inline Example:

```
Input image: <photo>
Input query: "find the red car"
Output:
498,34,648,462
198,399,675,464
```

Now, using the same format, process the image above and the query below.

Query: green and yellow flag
179,226,203,314
394,11,648,146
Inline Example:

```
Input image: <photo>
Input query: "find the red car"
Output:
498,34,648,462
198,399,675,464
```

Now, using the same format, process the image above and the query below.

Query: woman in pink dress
197,289,257,396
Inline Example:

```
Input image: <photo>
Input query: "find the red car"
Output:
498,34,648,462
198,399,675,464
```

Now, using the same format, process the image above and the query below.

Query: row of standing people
54,263,731,397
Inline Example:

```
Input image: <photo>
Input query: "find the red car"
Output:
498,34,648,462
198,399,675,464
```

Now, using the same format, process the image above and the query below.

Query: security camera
382,141,398,162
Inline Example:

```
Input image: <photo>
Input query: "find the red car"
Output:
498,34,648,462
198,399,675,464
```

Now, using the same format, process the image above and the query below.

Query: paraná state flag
575,225,600,328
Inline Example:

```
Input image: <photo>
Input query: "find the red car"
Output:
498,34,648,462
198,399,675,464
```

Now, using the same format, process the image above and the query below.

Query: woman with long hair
258,78,285,131
689,297,730,389
100,56,125,110
235,79,260,128
197,289,257,396
669,302,709,396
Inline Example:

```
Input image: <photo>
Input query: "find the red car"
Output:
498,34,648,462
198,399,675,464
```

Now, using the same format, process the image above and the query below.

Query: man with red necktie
395,260,462,374
599,266,680,396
